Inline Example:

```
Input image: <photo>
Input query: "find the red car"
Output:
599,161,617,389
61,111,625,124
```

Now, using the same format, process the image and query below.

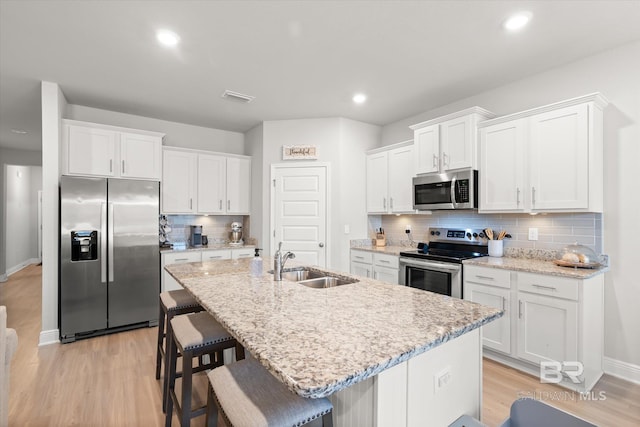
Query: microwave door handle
450,175,458,209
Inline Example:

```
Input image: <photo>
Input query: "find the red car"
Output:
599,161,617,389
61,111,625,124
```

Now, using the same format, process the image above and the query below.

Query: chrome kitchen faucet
273,242,295,281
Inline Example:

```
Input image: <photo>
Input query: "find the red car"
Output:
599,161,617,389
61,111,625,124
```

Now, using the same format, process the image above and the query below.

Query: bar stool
165,311,244,427
206,358,334,427
156,290,204,411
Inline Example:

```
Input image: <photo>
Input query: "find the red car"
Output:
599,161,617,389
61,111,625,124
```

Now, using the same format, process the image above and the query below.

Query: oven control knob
430,231,435,236
466,232,472,239
473,233,478,238
435,231,440,236
479,232,485,238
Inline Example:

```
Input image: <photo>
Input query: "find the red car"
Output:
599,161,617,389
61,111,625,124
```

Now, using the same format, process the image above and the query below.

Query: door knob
319,243,324,248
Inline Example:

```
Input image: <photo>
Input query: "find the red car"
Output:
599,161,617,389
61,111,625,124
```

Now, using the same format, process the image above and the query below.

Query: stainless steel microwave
413,169,478,210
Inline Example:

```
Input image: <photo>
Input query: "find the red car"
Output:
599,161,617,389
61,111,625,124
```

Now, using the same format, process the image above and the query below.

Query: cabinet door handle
122,160,125,174
518,300,523,319
502,297,506,311
109,159,113,173
366,270,370,278
432,154,438,168
390,198,394,209
532,284,557,291
476,275,494,280
531,187,536,206
219,200,222,210
374,271,377,279
227,200,231,210
443,152,448,167
189,198,193,210
516,187,521,206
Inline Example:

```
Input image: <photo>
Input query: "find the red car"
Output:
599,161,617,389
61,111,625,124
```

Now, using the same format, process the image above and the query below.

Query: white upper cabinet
479,93,607,213
366,141,415,214
226,157,251,214
411,108,495,175
119,132,162,180
62,120,164,180
162,149,197,214
162,147,251,215
197,154,226,214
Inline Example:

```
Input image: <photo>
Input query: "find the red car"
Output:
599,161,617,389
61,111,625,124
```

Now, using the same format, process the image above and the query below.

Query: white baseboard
39,329,60,346
0,273,7,283
6,258,40,277
603,356,640,385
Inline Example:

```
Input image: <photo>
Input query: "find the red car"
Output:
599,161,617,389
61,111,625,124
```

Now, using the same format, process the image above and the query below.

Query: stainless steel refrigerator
60,176,159,343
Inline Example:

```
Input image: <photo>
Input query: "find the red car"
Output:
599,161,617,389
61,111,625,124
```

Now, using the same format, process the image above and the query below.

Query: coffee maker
190,225,203,247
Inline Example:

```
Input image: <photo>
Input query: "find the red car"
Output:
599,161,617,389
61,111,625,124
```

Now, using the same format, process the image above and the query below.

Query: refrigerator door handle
108,202,115,282
101,202,107,283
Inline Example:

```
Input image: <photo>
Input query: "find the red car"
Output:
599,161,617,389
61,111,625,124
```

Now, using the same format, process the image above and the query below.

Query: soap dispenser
250,248,263,276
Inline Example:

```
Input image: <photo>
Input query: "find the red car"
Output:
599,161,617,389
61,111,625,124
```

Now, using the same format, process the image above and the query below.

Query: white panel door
197,154,226,214
120,132,162,180
529,104,589,210
465,283,511,354
273,165,327,267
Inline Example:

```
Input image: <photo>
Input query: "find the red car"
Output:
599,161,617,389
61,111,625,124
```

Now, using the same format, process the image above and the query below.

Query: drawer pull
476,275,494,280
379,259,390,263
532,284,557,291
175,258,189,262
354,256,364,260
207,256,222,259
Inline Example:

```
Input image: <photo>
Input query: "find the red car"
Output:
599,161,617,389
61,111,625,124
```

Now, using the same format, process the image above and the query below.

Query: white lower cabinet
161,251,202,292
231,248,254,259
201,249,232,262
464,265,603,393
350,250,399,284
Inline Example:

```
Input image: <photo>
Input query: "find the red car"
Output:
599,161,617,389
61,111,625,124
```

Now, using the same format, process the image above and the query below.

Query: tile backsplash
370,211,603,254
163,215,250,245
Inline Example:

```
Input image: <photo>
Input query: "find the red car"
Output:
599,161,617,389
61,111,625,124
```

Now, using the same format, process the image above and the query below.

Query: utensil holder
488,240,504,257
375,234,386,247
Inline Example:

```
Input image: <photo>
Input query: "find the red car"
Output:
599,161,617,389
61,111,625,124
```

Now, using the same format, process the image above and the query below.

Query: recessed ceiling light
353,93,367,104
504,11,532,32
10,129,27,134
156,30,180,47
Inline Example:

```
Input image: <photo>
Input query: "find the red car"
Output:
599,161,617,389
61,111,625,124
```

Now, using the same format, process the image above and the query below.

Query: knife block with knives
375,228,386,247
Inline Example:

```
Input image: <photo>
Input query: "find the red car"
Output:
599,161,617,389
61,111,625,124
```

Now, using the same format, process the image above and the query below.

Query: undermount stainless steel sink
268,267,358,288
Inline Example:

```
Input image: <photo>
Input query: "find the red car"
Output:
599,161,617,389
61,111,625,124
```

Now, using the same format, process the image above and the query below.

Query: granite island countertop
165,258,502,398
463,256,609,279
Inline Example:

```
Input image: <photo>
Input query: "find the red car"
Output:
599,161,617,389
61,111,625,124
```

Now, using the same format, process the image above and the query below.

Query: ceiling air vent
221,90,255,103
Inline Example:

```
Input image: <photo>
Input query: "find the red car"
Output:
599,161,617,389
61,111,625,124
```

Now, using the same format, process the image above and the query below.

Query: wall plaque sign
282,145,318,160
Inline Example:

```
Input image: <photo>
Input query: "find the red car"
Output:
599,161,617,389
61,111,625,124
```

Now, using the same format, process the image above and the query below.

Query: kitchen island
165,259,502,427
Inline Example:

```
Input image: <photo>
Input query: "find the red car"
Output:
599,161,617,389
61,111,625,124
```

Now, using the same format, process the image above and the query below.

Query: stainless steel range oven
399,228,488,299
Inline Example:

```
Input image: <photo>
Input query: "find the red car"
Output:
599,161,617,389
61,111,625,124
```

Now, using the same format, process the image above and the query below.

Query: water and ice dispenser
70,230,98,261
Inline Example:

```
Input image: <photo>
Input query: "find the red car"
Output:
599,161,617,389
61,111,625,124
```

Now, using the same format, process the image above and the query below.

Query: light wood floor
2,264,639,426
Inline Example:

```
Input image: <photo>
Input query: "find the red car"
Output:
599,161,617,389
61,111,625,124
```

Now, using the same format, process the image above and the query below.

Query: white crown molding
409,106,496,130
62,118,166,138
478,92,609,128
366,139,413,155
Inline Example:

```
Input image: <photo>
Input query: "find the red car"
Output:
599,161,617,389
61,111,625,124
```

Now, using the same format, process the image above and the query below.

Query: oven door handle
400,258,461,273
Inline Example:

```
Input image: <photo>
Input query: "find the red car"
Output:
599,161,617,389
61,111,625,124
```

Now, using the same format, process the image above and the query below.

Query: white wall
40,81,66,345
66,104,245,154
253,118,379,271
0,148,41,281
4,165,41,273
380,41,640,368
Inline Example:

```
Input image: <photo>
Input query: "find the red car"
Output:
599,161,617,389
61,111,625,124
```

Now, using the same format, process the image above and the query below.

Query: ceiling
1,1,640,152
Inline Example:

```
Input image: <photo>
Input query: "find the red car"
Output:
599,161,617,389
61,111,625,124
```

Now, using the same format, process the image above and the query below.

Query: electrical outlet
434,367,451,393
405,224,411,233
528,227,538,241
344,224,350,234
